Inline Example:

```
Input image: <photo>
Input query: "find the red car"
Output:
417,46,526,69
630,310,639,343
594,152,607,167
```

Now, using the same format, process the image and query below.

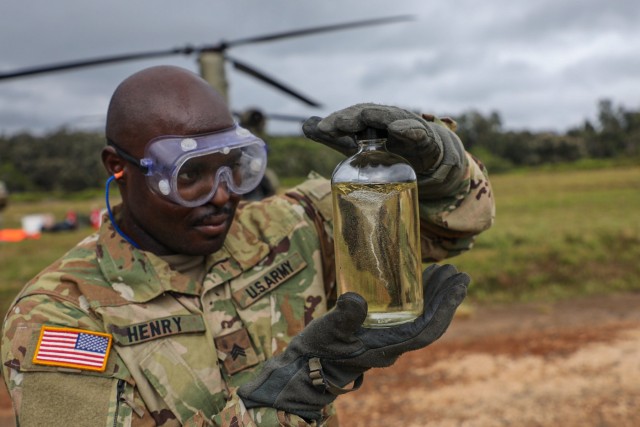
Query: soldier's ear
102,146,125,177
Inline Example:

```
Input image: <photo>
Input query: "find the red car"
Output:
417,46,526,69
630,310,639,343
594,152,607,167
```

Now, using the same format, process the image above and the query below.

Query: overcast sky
1,0,639,136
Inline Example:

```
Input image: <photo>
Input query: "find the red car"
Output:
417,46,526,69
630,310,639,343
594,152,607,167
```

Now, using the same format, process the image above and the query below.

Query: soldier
1,65,495,426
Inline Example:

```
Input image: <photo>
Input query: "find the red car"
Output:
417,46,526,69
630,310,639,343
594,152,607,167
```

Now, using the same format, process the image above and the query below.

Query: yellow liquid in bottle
332,181,423,327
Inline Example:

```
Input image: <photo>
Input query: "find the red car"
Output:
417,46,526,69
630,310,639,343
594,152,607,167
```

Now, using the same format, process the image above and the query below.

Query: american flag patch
32,326,112,372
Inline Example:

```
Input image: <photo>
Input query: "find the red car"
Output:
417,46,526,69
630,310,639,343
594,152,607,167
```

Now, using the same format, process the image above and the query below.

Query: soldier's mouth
193,213,230,236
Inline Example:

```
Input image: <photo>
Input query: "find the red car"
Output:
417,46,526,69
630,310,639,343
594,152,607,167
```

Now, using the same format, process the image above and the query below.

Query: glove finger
428,271,470,312
312,104,376,137
301,292,367,348
422,264,460,303
422,263,440,284
397,272,470,348
386,119,432,144
319,103,390,134
359,105,422,129
434,125,464,168
324,105,370,134
332,292,368,336
348,275,468,366
302,115,358,156
319,104,421,134
386,119,443,172
301,115,323,138
421,273,469,343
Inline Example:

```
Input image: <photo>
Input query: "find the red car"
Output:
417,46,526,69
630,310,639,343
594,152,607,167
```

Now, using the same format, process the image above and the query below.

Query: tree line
1,99,639,194
454,99,640,172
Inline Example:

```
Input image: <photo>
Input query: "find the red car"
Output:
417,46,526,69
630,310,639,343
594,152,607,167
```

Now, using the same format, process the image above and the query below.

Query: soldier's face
118,92,240,256
122,159,242,256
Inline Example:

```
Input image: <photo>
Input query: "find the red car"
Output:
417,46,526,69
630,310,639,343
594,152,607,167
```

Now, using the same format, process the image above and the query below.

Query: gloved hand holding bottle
303,103,469,199
238,264,470,422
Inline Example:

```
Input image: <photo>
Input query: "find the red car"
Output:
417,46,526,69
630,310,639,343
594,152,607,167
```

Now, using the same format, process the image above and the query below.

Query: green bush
266,136,346,178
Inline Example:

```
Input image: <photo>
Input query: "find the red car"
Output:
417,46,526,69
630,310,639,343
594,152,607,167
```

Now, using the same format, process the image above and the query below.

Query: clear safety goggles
109,125,267,207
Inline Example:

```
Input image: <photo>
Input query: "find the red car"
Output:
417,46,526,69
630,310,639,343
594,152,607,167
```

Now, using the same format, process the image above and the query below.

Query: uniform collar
96,205,201,304
94,204,271,305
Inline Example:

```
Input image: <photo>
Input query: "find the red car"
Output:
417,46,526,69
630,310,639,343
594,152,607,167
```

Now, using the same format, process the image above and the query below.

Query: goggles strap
107,139,149,174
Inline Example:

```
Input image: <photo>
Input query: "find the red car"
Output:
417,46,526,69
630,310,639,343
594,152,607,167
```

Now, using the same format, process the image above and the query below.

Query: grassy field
1,165,639,321
454,164,640,302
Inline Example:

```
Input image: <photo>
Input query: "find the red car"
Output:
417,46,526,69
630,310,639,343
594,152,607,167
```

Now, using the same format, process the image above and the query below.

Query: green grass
1,165,639,321
0,194,118,318
453,165,640,303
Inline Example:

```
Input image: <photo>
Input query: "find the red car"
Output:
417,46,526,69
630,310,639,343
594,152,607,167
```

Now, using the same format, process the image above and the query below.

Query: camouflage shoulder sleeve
289,171,333,223
2,292,168,426
418,152,496,261
285,172,334,261
1,292,124,426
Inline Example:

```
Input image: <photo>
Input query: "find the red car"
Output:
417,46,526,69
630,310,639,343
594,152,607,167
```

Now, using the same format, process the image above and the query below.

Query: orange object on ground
0,229,41,242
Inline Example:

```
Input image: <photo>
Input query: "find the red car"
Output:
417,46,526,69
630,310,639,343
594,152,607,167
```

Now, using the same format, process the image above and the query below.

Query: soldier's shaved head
101,65,239,256
106,65,234,153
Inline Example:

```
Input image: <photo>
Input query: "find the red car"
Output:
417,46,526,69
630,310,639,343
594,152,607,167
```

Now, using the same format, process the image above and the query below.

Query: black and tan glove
237,264,470,422
303,103,468,199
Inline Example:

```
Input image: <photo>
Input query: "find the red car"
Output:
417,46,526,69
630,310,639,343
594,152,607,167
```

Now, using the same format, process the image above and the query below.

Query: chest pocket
139,339,226,423
227,249,327,362
100,297,227,423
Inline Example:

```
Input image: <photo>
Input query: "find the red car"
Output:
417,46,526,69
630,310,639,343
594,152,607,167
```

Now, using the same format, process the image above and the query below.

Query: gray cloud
1,1,639,135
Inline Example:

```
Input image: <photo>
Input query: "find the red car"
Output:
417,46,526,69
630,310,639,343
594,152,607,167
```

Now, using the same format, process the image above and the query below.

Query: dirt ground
336,291,640,427
2,291,640,427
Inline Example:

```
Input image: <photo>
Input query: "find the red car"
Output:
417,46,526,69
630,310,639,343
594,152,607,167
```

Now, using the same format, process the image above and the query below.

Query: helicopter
0,15,414,135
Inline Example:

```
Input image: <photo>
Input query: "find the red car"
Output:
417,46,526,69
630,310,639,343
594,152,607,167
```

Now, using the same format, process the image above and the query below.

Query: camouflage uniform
2,153,494,426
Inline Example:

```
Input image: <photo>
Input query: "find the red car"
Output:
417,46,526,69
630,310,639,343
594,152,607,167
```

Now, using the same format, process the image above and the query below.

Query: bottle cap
355,127,388,141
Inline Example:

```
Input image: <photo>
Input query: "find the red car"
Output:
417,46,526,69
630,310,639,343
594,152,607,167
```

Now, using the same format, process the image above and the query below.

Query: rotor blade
228,56,322,108
0,45,199,81
264,112,309,122
224,15,415,48
0,15,414,82
232,111,308,123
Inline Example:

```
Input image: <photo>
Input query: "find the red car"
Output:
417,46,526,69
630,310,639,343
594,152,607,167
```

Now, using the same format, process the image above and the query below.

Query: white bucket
21,214,45,235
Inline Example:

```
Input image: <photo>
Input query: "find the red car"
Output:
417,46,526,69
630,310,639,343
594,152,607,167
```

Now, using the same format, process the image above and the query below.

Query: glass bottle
331,128,423,328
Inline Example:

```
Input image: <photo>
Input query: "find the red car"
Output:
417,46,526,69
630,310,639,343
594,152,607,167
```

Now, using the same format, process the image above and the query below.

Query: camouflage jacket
2,155,494,427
